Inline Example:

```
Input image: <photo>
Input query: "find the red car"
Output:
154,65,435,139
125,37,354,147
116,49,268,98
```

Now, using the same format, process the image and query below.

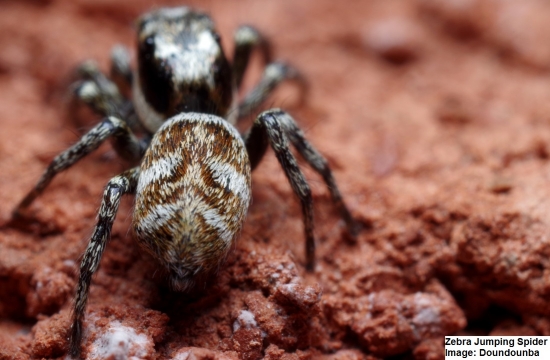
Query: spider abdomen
132,112,251,290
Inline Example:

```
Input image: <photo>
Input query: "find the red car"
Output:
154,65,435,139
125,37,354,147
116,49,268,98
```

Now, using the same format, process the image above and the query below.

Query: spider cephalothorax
134,7,235,130
13,6,356,359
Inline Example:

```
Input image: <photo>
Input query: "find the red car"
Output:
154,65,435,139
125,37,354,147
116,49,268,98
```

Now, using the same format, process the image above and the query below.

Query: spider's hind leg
244,109,356,271
268,110,357,236
69,166,140,359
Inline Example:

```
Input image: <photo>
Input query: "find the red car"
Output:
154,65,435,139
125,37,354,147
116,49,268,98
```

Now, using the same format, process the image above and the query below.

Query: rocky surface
1,0,550,359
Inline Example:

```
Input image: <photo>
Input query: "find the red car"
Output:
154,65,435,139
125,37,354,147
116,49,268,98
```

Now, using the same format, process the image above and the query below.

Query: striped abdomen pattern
132,112,251,290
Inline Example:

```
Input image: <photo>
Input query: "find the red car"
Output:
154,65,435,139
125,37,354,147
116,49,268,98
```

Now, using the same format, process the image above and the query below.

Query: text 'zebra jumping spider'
13,7,356,359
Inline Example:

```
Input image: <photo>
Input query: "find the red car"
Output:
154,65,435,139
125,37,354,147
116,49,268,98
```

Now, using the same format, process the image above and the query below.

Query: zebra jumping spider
13,7,356,359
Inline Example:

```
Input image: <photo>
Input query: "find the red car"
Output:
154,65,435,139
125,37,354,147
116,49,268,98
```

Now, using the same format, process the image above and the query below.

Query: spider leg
244,109,357,270
109,45,133,90
267,109,357,236
73,61,127,118
69,167,140,359
244,110,315,271
232,25,272,89
237,62,306,120
14,116,144,213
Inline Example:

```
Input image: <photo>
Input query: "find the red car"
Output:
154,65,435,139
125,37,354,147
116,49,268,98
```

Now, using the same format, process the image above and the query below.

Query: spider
13,7,356,359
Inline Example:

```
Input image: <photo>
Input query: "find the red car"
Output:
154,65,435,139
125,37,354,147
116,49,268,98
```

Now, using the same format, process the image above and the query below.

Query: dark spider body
13,7,356,359
134,8,235,129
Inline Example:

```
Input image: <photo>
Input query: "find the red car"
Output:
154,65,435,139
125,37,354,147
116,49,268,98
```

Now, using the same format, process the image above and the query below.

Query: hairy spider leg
72,58,145,134
110,44,134,88
244,109,357,270
69,167,140,359
271,110,357,236
232,25,273,89
231,25,306,120
244,110,315,270
237,62,306,120
14,116,144,213
73,61,127,117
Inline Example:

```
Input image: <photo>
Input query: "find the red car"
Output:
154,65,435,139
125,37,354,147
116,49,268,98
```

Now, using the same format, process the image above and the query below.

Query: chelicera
13,7,356,358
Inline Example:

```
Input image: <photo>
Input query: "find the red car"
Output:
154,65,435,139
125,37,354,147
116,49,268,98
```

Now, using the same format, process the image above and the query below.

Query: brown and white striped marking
132,112,251,291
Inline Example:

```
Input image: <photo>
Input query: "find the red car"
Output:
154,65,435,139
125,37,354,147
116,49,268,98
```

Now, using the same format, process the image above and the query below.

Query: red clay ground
2,0,550,359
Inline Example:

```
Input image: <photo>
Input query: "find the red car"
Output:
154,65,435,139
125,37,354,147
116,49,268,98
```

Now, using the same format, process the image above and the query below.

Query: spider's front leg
232,26,305,119
109,45,133,91
73,61,127,118
244,109,356,271
238,62,305,119
72,47,140,131
13,116,144,214
69,167,140,359
232,25,273,89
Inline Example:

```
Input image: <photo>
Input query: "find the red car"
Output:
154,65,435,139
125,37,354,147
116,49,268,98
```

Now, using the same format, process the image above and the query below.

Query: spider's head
135,7,234,131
